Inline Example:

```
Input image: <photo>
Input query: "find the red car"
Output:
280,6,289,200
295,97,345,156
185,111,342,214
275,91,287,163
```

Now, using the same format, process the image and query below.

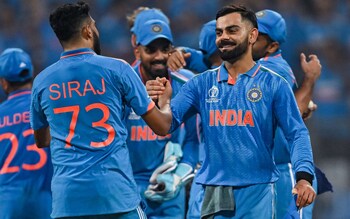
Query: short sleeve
30,87,49,130
118,63,154,116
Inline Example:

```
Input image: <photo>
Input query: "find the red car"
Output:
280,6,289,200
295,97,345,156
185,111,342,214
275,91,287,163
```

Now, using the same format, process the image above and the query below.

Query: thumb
300,53,306,63
292,188,298,195
183,52,191,59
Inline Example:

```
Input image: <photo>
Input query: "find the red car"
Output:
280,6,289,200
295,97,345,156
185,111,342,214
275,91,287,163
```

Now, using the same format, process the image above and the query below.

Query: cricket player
127,7,170,67
0,87,6,103
30,1,174,218
126,18,199,218
0,48,52,219
148,5,316,218
253,9,326,218
167,20,219,74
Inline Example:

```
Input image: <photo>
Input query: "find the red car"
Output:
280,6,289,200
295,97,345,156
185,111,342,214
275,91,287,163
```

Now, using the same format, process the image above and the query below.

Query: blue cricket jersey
169,62,314,186
0,89,52,219
126,63,199,183
30,48,155,218
182,47,209,73
258,50,298,165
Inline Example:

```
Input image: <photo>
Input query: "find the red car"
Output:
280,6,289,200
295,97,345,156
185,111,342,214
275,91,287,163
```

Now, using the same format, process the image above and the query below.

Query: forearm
34,126,51,148
294,77,316,114
142,103,172,136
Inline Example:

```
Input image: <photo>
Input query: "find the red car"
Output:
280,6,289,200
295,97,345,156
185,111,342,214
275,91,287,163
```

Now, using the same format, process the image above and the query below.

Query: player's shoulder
170,68,196,84
199,66,220,78
260,65,289,85
89,54,131,70
33,61,60,87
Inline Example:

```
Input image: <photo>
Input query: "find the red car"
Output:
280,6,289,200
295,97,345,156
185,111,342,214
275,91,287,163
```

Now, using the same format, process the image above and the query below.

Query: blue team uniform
0,90,52,219
169,62,314,218
260,50,317,219
30,48,154,218
125,63,199,218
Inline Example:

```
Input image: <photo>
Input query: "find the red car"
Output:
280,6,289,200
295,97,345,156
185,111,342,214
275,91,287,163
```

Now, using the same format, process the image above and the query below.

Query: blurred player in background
0,48,52,219
30,1,174,218
0,87,6,103
253,9,334,218
126,7,169,66
167,19,220,74
149,4,316,218
126,12,199,218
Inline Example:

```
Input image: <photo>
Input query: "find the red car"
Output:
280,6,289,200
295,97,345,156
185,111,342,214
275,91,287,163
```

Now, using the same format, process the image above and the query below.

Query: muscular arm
34,126,51,148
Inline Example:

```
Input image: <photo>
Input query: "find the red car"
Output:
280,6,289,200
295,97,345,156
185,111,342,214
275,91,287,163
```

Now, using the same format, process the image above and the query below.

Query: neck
7,83,32,94
62,39,92,52
224,52,255,78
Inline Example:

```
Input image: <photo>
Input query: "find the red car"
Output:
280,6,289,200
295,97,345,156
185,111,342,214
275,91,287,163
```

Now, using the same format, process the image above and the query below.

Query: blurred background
0,0,349,218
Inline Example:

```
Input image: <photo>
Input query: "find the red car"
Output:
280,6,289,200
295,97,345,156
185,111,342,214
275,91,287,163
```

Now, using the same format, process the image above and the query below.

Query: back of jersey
30,48,154,217
0,90,52,219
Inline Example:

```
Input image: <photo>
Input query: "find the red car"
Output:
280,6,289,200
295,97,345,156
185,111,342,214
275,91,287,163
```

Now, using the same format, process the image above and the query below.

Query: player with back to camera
0,48,52,219
30,1,174,218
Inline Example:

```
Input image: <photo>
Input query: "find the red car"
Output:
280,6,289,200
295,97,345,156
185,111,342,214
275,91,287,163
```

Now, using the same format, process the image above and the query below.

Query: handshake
144,141,195,202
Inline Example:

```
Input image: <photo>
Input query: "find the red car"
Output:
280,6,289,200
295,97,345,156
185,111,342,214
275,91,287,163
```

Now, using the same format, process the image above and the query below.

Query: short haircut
49,1,91,42
216,4,257,29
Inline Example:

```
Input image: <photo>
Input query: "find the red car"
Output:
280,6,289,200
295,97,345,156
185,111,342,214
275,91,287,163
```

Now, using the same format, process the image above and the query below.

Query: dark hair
49,1,91,42
216,5,257,29
7,70,32,88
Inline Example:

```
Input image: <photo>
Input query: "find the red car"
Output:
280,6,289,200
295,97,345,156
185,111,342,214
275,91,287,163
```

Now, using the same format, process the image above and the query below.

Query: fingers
146,79,165,100
293,180,316,208
167,50,186,72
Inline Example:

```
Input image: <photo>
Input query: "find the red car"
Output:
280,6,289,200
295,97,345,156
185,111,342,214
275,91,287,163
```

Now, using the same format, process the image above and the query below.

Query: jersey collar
7,89,31,100
217,62,262,84
60,48,96,59
262,49,282,61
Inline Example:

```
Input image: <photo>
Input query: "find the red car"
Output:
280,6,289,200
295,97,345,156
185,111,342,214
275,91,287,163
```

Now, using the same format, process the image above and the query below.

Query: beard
218,37,249,63
93,31,101,55
141,60,168,79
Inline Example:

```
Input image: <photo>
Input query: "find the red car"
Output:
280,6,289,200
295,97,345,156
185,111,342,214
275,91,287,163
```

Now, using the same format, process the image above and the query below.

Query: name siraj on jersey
49,78,106,100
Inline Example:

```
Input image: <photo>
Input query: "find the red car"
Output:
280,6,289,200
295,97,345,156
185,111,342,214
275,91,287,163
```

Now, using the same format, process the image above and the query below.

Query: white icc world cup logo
206,85,219,103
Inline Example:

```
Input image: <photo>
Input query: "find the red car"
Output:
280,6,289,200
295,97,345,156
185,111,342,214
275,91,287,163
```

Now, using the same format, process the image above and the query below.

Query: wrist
296,171,314,185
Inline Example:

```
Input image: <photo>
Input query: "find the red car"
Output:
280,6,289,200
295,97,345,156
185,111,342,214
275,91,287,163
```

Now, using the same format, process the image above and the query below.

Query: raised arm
295,53,321,119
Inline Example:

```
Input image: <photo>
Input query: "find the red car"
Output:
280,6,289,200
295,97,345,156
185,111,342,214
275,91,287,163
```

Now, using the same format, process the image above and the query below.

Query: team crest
247,87,262,102
152,24,162,33
206,85,220,103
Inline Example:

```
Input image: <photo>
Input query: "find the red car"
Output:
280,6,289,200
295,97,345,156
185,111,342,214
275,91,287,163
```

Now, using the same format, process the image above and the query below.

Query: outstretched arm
142,78,173,136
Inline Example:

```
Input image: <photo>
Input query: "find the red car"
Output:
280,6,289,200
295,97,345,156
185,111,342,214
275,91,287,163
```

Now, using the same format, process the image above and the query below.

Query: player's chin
151,68,168,77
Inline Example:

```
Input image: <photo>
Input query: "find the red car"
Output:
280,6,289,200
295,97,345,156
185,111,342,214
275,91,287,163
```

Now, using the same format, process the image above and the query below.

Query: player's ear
249,27,259,44
267,42,280,53
81,23,93,40
0,78,9,94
